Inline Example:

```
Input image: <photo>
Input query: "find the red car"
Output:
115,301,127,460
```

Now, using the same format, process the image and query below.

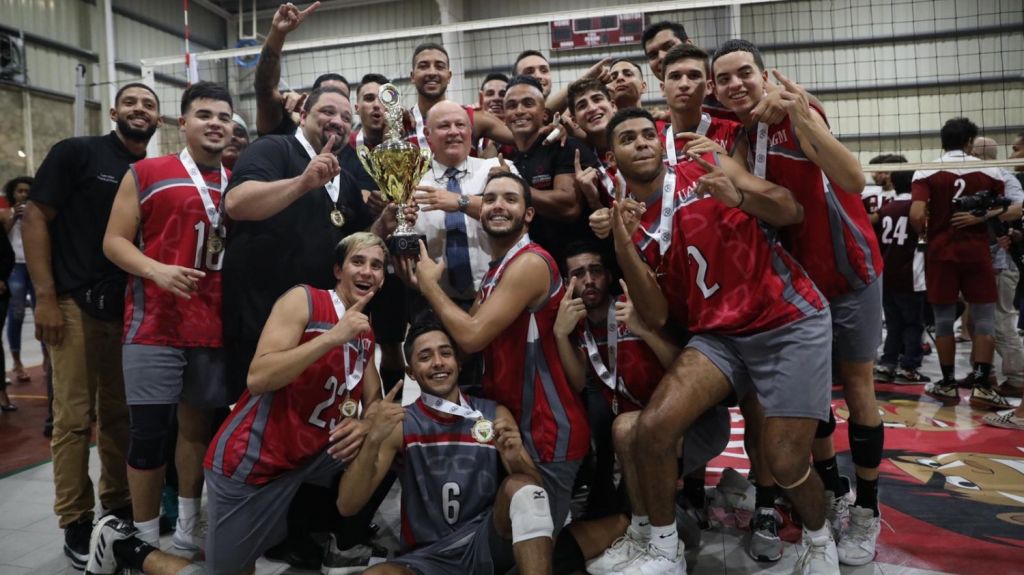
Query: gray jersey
400,396,501,551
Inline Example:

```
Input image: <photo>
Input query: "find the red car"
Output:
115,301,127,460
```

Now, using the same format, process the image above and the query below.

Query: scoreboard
550,13,645,51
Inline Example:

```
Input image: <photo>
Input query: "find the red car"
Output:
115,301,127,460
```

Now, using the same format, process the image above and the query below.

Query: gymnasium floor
0,314,1021,575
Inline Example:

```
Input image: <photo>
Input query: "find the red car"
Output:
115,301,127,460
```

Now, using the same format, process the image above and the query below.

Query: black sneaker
321,534,389,575
895,367,931,384
873,365,895,383
264,534,323,571
64,517,93,570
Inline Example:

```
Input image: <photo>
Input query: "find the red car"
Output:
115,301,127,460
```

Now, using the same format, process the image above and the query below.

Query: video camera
952,190,1012,217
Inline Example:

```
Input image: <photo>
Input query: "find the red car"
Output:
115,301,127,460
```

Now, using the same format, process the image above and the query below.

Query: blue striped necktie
444,167,472,293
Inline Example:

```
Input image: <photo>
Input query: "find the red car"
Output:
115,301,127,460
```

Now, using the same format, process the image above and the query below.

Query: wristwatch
457,194,470,213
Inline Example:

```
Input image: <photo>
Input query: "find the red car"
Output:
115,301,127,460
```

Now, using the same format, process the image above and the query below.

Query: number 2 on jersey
952,178,966,199
193,221,224,271
687,246,720,298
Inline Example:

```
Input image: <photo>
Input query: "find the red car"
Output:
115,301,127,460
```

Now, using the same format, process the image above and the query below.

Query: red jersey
658,114,744,165
124,154,228,347
575,295,664,413
635,158,826,335
479,240,590,463
750,105,883,299
911,151,1005,263
205,286,374,484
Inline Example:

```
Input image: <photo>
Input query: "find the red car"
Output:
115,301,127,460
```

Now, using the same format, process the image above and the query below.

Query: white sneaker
837,506,880,566
824,477,852,539
621,543,685,575
793,530,839,575
586,530,647,574
171,517,206,552
85,515,138,575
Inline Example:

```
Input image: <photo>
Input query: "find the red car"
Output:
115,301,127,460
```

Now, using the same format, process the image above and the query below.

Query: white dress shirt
413,156,519,300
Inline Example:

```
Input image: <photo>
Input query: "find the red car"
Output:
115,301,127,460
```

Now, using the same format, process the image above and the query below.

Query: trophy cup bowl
356,83,432,256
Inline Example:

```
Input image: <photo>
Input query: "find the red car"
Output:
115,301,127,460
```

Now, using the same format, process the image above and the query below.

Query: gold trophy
357,83,432,255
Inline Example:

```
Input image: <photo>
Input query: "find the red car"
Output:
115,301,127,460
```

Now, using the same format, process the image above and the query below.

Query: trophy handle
356,145,382,182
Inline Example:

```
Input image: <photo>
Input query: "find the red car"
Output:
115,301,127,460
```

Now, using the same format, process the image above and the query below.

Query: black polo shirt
513,135,599,266
222,134,373,342
30,131,143,295
339,144,378,193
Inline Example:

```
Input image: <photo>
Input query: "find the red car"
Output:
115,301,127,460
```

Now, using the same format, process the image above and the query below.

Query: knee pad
815,407,836,438
509,484,554,544
127,404,175,470
848,422,884,469
933,303,957,337
970,302,996,336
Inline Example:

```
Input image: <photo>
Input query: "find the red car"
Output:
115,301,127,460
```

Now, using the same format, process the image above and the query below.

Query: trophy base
388,233,426,257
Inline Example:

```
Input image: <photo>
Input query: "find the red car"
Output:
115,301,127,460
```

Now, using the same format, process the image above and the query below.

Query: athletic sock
803,522,832,542
628,514,651,541
814,456,844,495
177,496,200,532
113,537,157,571
974,363,993,388
649,523,679,559
754,483,777,510
853,476,880,516
940,364,956,385
134,517,160,547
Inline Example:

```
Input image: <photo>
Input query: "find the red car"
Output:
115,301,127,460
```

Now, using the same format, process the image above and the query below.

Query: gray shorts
679,404,731,476
687,309,832,422
203,450,344,575
537,459,582,535
123,344,230,408
391,511,515,575
830,280,883,363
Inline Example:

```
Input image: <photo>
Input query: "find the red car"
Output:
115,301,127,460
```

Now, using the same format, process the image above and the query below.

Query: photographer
910,117,1017,410
973,136,1024,398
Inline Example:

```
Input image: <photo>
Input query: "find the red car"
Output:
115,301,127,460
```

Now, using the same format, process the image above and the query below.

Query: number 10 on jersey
193,220,225,271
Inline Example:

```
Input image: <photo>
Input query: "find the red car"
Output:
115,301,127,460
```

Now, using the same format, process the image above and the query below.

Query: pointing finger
574,149,582,175
687,152,716,173
565,275,577,298
771,69,799,92
384,380,404,403
348,288,375,313
321,134,336,154
618,278,631,301
497,153,509,170
299,1,321,17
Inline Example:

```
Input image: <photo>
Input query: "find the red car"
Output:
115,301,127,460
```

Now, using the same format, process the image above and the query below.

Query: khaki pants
995,267,1024,386
50,296,130,527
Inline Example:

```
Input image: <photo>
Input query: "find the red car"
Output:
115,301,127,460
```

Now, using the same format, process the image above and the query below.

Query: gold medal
340,399,358,418
206,233,224,254
471,418,494,443
330,209,345,227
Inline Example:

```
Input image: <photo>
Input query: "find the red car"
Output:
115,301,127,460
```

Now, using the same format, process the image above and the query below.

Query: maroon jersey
575,295,664,413
658,114,744,165
635,157,826,335
479,240,590,463
750,105,882,299
205,286,373,484
875,194,922,293
911,151,1005,263
124,154,228,347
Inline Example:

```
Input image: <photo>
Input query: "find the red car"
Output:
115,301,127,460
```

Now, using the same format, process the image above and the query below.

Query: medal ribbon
330,290,366,392
664,113,711,167
355,128,364,149
749,121,768,179
294,128,340,204
178,148,226,232
481,234,532,299
419,392,484,420
582,301,619,393
412,106,428,149
653,171,678,255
